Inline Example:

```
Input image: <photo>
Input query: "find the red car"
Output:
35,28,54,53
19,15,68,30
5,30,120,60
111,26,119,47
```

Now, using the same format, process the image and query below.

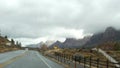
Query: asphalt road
0,50,64,68
0,50,26,63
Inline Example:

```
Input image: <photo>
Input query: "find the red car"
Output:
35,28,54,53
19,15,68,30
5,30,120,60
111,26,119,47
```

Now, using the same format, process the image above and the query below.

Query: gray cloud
0,0,120,45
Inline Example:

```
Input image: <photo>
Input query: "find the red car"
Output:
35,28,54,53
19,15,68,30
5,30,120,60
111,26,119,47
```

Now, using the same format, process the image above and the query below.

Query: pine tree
16,41,19,46
11,39,15,46
5,35,7,39
18,42,22,48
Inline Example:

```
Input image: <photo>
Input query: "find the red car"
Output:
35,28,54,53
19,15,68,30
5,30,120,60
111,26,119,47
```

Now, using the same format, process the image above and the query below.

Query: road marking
0,51,28,68
36,52,52,68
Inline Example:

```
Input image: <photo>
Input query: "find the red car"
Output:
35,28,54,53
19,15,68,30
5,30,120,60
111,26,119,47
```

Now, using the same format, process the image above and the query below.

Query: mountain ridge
84,27,120,48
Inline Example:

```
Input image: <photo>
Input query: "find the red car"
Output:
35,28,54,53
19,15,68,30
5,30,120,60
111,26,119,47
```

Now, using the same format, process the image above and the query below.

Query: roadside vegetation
0,35,22,53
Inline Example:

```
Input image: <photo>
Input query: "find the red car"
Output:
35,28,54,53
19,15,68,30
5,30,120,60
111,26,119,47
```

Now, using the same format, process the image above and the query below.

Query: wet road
0,50,26,63
0,50,64,68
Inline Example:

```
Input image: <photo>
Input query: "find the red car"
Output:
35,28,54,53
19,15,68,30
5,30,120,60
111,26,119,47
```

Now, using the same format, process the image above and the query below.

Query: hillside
0,36,10,45
0,36,21,53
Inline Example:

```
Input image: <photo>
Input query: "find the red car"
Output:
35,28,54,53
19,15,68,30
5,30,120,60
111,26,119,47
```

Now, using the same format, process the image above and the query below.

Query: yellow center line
0,51,28,68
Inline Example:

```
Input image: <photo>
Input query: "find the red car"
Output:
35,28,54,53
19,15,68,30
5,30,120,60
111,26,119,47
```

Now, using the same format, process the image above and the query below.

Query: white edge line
36,52,52,68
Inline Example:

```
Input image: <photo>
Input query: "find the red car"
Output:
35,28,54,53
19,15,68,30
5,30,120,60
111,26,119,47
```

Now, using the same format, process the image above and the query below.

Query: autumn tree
40,44,48,51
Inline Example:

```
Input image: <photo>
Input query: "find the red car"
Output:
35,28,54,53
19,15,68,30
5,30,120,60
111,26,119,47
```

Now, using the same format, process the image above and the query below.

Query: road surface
0,50,64,68
0,50,26,63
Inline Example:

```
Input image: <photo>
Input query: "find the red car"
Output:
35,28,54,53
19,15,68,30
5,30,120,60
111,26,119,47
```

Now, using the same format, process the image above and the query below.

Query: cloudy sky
0,0,120,46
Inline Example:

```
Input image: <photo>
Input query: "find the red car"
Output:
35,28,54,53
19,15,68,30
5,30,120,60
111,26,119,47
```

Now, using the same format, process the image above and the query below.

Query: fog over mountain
84,27,120,48
0,0,120,46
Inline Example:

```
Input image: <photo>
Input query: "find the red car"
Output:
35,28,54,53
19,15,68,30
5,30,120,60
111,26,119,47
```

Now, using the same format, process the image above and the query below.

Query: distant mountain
63,37,91,48
49,36,91,48
84,27,120,48
27,27,120,49
45,41,55,46
49,41,63,48
26,41,55,48
26,44,40,48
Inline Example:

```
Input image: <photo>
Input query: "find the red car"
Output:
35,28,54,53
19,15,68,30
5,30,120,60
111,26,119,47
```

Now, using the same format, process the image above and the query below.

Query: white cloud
16,37,58,46
0,0,120,46
13,27,84,46
0,0,20,10
49,27,84,38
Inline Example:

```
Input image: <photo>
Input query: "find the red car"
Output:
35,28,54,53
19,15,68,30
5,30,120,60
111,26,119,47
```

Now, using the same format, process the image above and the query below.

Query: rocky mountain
62,37,90,48
28,27,120,49
84,27,120,48
49,36,91,48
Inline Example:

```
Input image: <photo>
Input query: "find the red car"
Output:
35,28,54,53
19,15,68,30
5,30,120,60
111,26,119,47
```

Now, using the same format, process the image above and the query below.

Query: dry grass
0,46,19,53
106,51,120,61
46,48,107,61
0,64,3,68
